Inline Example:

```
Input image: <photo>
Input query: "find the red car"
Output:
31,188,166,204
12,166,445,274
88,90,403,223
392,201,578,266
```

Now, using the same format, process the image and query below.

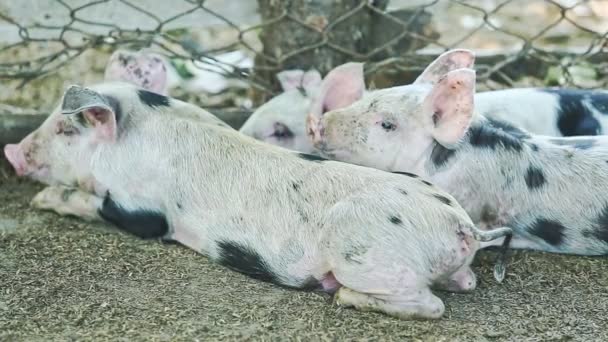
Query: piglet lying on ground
3,82,511,319
309,53,608,256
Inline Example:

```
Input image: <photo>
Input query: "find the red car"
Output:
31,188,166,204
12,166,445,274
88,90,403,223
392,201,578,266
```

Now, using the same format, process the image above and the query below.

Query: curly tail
469,225,513,283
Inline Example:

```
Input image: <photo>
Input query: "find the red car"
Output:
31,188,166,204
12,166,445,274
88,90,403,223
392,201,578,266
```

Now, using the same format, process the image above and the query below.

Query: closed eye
380,120,397,131
270,122,294,139
55,122,79,136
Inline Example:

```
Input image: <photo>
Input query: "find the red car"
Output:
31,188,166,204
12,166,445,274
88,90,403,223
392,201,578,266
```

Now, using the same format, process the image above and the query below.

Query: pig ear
277,70,305,91
301,69,322,93
61,85,118,142
414,49,475,85
104,49,168,95
424,68,476,146
276,69,322,93
309,62,365,118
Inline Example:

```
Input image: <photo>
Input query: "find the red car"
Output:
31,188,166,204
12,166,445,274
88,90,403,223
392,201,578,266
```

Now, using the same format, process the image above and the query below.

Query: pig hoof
493,263,506,283
31,186,65,209
333,287,377,309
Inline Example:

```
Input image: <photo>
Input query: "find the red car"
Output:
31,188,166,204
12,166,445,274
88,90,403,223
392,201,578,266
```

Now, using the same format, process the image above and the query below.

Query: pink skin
4,49,168,186
306,62,366,145
2,111,84,186
104,49,168,95
3,144,26,176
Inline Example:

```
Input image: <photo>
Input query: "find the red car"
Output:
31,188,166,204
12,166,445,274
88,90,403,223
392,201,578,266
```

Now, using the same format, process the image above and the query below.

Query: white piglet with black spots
4,82,511,320
308,50,608,256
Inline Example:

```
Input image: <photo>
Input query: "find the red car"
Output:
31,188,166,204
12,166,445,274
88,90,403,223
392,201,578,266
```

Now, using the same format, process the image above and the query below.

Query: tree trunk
252,0,437,104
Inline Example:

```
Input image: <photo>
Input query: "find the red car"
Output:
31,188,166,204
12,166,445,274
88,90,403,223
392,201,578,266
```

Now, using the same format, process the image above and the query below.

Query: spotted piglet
309,54,608,256
4,82,511,319
307,50,608,142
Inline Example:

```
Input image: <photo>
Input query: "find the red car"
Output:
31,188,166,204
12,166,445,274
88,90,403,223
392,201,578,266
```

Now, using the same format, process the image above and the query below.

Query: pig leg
334,285,445,320
328,254,445,319
31,185,103,221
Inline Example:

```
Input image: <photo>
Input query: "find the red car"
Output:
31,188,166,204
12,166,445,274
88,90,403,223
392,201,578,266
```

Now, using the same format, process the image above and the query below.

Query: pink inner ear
83,107,117,142
90,108,109,123
426,69,476,146
309,62,365,119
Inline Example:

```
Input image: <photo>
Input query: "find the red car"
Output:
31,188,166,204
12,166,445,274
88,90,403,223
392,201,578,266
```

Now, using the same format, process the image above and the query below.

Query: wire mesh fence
0,0,607,112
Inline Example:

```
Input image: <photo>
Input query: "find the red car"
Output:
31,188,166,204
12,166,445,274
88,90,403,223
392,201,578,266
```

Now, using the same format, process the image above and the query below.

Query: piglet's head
240,69,322,153
312,67,476,172
4,84,121,188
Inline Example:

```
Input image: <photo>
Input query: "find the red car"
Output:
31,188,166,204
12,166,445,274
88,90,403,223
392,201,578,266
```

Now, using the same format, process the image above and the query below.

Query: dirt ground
0,158,606,341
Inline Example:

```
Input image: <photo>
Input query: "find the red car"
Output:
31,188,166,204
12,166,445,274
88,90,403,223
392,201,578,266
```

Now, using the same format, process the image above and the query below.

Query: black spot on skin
433,194,452,206
398,189,408,196
541,89,604,136
430,143,457,168
98,194,168,239
176,202,183,209
296,207,309,223
467,118,528,152
527,218,566,246
524,166,546,189
589,92,608,113
392,171,419,178
216,240,278,283
389,215,403,225
298,153,327,163
368,99,379,111
486,118,531,139
421,179,433,186
342,244,369,264
591,205,608,243
480,204,498,224
292,181,301,192
549,137,596,150
137,89,170,108
61,188,77,202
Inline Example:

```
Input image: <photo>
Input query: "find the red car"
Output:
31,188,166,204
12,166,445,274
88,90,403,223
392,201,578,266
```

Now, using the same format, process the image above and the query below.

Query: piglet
309,50,608,256
306,50,608,142
4,81,511,320
3,81,229,220
239,69,322,154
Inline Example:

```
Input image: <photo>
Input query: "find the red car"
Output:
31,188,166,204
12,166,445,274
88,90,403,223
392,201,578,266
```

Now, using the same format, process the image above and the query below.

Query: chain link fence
0,0,607,113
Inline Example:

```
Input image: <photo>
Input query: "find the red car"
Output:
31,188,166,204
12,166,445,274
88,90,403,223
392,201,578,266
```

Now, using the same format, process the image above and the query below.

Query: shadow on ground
1,158,607,341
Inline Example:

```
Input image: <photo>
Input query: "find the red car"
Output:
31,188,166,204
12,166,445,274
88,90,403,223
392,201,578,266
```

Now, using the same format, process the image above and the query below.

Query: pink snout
307,114,326,147
3,144,27,176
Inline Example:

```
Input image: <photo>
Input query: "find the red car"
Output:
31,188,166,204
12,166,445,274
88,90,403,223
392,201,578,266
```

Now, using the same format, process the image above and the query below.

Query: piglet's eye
381,121,397,131
55,122,78,136
271,122,294,139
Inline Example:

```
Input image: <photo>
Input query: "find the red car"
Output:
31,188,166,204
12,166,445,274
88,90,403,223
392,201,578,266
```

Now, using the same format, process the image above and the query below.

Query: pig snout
4,144,27,176
307,113,326,148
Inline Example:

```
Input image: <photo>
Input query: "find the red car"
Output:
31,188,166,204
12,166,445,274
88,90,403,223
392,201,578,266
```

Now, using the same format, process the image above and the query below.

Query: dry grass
1,159,607,341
